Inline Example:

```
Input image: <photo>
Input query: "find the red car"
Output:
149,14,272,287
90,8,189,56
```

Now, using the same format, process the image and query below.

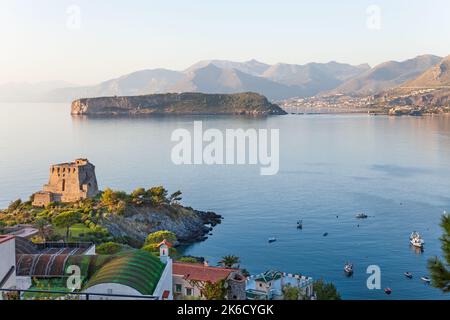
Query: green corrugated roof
84,250,165,295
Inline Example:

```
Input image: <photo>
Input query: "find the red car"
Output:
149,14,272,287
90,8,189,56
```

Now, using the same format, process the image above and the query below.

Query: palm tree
428,212,450,292
34,218,48,241
219,255,240,268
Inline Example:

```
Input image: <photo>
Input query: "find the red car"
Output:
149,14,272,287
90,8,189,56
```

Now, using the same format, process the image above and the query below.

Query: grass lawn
54,223,91,241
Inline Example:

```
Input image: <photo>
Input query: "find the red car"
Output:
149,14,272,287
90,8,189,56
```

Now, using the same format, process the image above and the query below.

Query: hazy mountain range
0,54,446,102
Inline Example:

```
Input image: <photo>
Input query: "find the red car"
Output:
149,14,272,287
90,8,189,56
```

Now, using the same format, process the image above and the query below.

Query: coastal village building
0,235,16,293
246,270,314,300
172,261,246,300
32,159,99,207
1,236,173,300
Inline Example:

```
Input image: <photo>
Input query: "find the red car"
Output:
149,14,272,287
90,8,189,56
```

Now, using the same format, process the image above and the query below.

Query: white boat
355,213,368,219
344,263,353,275
268,237,277,243
410,231,425,248
421,276,431,283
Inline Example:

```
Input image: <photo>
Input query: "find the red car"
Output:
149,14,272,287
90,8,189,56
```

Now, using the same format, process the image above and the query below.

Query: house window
186,288,193,296
175,284,182,293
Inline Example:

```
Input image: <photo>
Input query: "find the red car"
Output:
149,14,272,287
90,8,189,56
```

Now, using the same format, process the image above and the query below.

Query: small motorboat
384,288,392,295
297,220,303,229
410,231,425,248
421,276,431,283
323,232,328,237
344,263,353,275
356,213,368,219
268,237,277,243
404,272,413,279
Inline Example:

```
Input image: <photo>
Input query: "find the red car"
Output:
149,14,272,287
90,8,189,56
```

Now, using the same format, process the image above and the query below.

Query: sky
1,0,449,85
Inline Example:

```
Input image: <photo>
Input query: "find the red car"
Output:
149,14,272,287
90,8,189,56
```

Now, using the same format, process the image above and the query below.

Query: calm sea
1,103,450,300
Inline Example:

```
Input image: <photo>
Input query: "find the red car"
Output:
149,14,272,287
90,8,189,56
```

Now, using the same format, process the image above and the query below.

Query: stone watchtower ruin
32,158,99,207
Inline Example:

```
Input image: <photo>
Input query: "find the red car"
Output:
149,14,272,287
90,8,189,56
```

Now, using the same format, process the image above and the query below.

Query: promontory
71,92,287,116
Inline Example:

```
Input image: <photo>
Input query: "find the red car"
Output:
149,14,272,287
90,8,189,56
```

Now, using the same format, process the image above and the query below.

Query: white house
0,235,16,297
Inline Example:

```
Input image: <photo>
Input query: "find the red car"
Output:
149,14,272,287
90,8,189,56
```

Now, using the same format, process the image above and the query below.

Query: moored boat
410,231,425,248
404,272,413,279
356,213,368,219
421,276,431,283
384,288,392,295
344,262,353,275
268,237,276,243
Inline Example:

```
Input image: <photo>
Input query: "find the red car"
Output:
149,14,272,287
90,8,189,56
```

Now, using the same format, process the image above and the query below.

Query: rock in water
71,92,287,116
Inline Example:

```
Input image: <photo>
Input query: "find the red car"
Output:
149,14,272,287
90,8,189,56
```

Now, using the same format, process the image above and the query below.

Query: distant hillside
184,59,271,76
262,61,369,96
368,56,450,112
170,64,301,100
4,55,447,102
46,69,184,102
402,55,450,88
332,55,442,95
71,92,287,116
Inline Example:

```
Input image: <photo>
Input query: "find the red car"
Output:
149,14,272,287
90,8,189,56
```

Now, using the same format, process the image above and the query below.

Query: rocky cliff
71,92,286,116
101,204,222,245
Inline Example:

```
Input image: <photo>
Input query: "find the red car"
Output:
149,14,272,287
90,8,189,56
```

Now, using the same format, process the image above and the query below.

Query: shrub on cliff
101,188,128,206
144,230,177,246
178,257,200,264
8,199,22,212
96,242,122,254
147,186,169,207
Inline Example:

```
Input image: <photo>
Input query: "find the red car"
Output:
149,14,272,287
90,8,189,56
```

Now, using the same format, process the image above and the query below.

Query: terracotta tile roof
157,239,173,248
173,262,237,283
0,235,15,244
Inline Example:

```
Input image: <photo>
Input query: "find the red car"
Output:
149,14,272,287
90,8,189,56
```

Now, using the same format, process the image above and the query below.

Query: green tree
96,242,122,254
428,213,450,292
8,199,22,211
101,188,128,207
313,279,341,300
282,285,301,300
178,257,200,264
34,217,48,241
130,187,147,205
201,279,227,300
169,190,182,205
52,211,81,241
147,186,168,206
219,255,240,268
144,230,177,246
0,221,6,234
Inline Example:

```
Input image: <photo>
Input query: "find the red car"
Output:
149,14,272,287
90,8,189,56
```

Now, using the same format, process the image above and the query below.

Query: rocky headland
71,92,286,116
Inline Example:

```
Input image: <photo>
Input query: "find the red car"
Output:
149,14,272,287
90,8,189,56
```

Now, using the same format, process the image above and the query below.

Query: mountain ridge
1,54,446,102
